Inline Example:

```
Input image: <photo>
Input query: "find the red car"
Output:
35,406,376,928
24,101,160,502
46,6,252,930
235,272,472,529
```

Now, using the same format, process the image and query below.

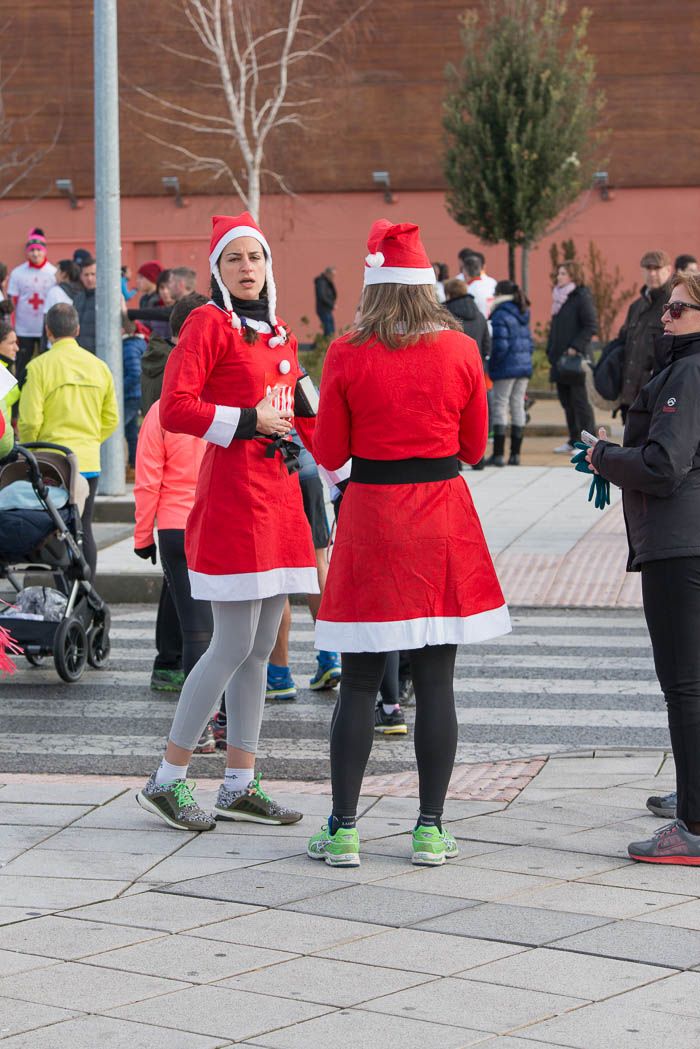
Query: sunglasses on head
663,301,700,320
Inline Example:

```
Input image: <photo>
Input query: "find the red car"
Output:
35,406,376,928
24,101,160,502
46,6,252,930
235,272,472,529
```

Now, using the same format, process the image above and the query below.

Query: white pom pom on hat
363,218,436,286
209,212,287,344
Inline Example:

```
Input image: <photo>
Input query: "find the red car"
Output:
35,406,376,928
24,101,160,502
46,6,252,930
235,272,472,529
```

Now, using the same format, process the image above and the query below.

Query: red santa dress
160,302,318,601
313,327,510,652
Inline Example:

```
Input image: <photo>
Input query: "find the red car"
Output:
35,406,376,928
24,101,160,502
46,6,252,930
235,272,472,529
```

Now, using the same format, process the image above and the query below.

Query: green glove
571,442,610,510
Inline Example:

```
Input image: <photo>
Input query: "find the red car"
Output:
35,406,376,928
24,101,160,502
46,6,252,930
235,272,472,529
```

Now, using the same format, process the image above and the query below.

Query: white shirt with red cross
8,260,57,338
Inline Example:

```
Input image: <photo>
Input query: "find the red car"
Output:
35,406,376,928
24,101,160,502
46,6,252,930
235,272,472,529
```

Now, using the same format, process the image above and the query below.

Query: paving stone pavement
0,749,695,1047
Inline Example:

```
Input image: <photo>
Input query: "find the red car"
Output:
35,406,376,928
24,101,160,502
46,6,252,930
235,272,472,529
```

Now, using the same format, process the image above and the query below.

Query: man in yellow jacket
19,302,119,579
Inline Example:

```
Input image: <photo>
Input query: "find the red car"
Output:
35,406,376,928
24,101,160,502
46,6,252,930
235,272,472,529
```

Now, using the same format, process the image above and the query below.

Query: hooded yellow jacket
18,337,119,473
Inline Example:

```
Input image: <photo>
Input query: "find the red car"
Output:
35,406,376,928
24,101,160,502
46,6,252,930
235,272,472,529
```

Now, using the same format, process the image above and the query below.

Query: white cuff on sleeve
317,460,352,487
202,404,242,447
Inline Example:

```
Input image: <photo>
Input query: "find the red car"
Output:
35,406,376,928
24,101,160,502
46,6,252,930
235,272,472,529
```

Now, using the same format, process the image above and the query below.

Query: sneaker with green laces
214,773,302,825
412,824,459,866
307,821,360,867
136,774,216,831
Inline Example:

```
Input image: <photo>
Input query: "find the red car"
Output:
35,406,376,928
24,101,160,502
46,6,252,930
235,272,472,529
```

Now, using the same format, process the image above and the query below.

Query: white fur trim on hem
314,604,511,652
363,265,437,286
202,404,242,447
189,566,320,601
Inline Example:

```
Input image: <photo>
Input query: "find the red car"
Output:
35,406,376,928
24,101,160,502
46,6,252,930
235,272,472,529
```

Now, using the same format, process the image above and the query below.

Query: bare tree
0,49,61,203
129,0,368,221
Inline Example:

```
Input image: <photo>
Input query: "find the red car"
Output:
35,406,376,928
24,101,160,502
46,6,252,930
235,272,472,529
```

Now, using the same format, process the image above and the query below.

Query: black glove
134,543,157,564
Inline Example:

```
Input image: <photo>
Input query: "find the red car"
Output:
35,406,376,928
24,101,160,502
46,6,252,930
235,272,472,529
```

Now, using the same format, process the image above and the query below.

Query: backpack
593,337,625,403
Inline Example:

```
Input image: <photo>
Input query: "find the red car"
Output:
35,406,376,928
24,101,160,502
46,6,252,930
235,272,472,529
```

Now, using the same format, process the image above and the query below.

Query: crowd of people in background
2,217,700,866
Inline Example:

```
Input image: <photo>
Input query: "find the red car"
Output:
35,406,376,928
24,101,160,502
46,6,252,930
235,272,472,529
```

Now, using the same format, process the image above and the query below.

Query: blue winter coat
122,334,146,402
488,301,534,380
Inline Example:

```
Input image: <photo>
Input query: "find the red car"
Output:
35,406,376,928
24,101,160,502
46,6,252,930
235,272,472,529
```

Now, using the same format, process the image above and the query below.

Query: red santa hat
363,219,435,286
209,212,286,347
137,260,162,284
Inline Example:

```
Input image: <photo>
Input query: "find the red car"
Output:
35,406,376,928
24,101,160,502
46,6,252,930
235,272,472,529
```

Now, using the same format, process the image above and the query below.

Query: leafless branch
131,0,371,219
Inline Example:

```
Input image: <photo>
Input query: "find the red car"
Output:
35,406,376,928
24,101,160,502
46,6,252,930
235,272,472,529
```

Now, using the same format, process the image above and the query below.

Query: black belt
350,455,459,485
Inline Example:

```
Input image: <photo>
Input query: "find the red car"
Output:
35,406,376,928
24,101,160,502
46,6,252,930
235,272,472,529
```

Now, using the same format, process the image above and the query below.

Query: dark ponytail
494,279,530,313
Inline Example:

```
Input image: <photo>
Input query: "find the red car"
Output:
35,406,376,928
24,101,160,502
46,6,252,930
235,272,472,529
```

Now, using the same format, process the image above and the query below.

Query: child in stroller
0,442,110,681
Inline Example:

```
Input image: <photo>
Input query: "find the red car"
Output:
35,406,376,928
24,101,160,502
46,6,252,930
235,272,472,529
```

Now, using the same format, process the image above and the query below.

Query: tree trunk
508,242,516,281
247,163,260,222
521,244,530,295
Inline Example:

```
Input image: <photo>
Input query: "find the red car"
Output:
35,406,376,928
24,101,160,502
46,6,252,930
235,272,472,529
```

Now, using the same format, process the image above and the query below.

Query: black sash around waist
350,455,459,485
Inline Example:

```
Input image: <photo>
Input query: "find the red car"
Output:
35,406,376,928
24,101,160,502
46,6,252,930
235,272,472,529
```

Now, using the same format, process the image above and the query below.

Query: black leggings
331,644,458,819
82,476,99,581
158,529,213,676
642,557,700,824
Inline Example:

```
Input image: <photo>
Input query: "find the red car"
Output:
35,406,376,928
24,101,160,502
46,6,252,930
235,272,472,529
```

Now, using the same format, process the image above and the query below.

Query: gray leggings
491,376,529,427
169,595,287,753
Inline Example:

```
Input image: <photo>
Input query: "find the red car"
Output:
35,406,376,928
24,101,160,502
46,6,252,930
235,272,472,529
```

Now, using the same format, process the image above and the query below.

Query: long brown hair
349,283,462,350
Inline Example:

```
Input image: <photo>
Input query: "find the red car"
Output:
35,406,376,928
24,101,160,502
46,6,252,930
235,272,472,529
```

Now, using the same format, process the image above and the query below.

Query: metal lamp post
94,0,125,495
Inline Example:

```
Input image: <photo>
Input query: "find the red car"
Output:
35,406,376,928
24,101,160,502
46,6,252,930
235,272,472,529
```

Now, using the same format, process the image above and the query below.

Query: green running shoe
307,822,360,867
412,824,459,866
150,668,185,692
136,774,215,831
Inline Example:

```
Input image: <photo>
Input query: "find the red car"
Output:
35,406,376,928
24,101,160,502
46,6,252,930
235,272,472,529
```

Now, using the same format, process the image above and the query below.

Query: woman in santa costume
137,212,318,832
307,219,511,868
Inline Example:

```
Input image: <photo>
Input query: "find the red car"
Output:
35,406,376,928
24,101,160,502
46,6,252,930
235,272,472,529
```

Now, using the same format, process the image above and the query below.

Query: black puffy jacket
445,294,491,360
592,332,700,570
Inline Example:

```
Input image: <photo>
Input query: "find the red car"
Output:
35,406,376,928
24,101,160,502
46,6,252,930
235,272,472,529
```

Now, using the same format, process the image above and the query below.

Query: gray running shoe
136,774,216,831
646,791,677,819
214,773,302,825
628,819,700,865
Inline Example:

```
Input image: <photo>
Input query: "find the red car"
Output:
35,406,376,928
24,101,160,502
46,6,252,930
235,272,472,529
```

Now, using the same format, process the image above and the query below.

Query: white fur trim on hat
365,251,385,267
363,265,436,286
208,225,271,268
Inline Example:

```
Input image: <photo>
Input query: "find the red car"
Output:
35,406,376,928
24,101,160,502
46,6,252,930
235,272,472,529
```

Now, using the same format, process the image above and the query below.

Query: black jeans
158,529,213,676
556,381,595,446
331,645,458,819
642,557,700,824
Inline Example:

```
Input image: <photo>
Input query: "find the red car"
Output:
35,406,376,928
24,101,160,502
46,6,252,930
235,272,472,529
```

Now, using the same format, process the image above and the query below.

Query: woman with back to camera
547,260,598,454
307,219,510,868
136,212,318,832
586,270,700,864
487,280,534,466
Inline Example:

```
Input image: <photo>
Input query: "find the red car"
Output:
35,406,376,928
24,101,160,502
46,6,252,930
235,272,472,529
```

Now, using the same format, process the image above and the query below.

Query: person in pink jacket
133,298,223,754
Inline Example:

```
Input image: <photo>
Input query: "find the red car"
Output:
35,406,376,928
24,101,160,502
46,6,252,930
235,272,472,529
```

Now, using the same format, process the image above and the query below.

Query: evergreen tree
443,0,605,289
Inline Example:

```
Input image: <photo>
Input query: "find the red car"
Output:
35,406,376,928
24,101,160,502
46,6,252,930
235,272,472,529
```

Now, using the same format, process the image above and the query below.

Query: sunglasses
662,301,700,320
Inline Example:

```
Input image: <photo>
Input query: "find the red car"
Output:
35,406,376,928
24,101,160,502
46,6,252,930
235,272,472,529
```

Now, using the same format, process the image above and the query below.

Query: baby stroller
0,442,111,682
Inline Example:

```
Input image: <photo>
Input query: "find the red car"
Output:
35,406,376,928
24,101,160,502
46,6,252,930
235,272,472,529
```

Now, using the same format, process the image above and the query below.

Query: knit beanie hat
137,260,162,284
25,227,47,252
209,213,286,347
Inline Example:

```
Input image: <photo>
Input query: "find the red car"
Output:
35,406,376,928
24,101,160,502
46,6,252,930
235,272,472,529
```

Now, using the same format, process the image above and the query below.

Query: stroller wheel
25,652,47,667
54,617,88,683
87,624,111,669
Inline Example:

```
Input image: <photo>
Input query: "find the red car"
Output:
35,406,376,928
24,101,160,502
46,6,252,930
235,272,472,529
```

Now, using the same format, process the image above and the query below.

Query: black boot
486,426,506,467
508,426,524,465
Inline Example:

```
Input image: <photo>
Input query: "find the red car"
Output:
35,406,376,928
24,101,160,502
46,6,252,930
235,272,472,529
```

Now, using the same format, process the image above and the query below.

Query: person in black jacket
443,278,491,360
617,250,673,421
314,266,337,336
73,257,97,353
587,270,700,865
546,261,597,453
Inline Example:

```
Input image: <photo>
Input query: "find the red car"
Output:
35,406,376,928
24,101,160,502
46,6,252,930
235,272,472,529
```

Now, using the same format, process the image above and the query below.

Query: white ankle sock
155,759,189,785
382,703,400,716
224,767,253,792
